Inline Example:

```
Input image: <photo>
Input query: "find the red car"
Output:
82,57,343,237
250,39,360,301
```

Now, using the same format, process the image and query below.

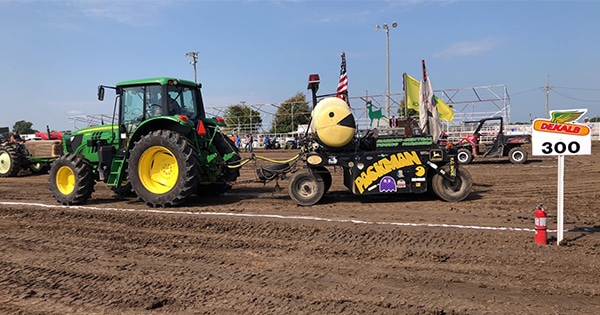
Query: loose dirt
1,144,600,314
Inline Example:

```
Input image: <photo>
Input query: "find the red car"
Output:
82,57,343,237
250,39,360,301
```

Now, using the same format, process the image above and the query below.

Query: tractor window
146,85,162,117
166,86,198,119
122,87,145,124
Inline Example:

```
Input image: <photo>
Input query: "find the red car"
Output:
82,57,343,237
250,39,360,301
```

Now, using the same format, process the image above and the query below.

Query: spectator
236,135,242,149
248,134,254,152
264,135,271,149
244,134,250,152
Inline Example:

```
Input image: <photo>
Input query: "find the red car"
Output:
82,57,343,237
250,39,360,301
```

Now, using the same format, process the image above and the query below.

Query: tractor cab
96,78,208,152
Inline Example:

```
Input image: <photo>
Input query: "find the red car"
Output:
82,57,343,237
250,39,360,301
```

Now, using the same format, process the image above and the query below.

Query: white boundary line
0,201,540,233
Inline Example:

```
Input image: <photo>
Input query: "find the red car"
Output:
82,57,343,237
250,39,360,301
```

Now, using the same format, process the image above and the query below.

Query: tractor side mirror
97,85,105,101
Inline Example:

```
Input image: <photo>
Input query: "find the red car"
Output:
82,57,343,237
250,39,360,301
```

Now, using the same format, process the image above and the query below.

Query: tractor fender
128,117,193,151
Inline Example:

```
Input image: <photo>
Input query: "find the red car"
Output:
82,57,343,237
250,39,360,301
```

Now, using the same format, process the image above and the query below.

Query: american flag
336,52,349,105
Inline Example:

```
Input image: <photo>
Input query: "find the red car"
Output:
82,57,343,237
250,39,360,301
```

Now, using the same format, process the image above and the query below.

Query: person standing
236,135,242,149
248,134,254,152
244,134,250,152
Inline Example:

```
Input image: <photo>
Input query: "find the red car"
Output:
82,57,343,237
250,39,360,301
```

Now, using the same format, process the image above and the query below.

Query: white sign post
531,110,592,245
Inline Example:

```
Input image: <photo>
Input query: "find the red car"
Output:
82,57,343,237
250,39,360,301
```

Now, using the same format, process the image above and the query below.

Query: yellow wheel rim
0,151,11,174
138,146,178,194
56,165,76,195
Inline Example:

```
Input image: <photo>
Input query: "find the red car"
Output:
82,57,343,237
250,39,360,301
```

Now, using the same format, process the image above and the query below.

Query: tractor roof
116,77,197,87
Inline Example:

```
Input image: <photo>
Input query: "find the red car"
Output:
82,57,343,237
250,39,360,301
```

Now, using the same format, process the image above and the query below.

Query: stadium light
374,22,397,118
185,51,199,83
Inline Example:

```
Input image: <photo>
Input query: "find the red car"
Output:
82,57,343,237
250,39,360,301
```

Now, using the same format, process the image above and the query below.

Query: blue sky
1,0,599,132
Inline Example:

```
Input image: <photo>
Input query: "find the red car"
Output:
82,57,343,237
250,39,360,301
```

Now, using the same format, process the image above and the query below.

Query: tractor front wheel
431,167,472,202
30,162,50,174
0,146,24,177
508,147,528,164
128,130,200,207
288,172,324,206
49,154,95,205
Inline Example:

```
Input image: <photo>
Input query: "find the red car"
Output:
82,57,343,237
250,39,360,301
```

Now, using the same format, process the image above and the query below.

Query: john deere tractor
48,77,240,207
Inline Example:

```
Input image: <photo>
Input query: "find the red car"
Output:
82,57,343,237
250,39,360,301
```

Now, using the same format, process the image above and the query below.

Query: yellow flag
435,96,454,122
404,73,454,122
404,73,420,111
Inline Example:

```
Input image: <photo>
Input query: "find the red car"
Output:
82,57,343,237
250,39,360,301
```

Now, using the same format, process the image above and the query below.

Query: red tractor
454,117,531,164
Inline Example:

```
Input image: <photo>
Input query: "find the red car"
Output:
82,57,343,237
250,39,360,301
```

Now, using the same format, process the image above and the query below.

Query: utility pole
185,52,199,83
544,75,554,119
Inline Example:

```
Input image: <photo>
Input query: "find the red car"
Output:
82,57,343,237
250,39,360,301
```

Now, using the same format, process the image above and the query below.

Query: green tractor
48,77,241,207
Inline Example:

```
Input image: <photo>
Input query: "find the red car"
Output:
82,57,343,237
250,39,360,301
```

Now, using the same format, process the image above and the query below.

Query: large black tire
0,146,24,177
127,130,200,207
508,147,528,164
456,148,473,165
49,154,95,205
213,132,241,182
431,167,473,202
288,172,325,206
312,166,332,194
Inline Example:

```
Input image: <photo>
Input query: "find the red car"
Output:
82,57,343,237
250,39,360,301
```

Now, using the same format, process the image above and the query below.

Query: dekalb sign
531,109,591,156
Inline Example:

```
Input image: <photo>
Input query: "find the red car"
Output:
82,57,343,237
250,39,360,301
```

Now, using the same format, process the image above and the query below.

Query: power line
551,89,600,103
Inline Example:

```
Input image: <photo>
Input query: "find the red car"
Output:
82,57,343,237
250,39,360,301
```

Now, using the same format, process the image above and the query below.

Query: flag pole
403,73,407,118
421,60,430,134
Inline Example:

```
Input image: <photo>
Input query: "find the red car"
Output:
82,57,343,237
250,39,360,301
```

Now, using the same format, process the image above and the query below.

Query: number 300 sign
532,119,591,156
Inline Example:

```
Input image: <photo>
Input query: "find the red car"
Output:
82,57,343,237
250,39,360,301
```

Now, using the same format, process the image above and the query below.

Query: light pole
185,51,199,83
375,22,397,118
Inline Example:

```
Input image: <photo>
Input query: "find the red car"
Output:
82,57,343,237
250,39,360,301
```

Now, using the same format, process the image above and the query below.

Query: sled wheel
432,167,472,202
128,130,200,207
456,148,473,165
30,162,50,174
312,166,332,194
0,146,23,177
288,172,325,206
508,147,527,164
49,154,95,205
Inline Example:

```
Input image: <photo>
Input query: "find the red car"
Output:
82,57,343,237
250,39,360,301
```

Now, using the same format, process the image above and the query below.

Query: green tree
13,120,36,134
270,92,311,133
223,104,262,135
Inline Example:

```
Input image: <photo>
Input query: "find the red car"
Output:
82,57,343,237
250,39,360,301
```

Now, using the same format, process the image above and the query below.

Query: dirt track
1,144,600,314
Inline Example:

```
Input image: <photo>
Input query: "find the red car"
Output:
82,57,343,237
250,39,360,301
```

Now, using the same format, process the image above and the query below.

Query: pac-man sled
285,74,472,206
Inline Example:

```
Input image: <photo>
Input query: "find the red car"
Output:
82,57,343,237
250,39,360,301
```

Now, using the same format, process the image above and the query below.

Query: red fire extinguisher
535,204,547,245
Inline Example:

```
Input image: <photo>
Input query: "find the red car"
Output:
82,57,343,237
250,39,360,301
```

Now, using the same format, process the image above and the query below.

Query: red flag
336,52,349,105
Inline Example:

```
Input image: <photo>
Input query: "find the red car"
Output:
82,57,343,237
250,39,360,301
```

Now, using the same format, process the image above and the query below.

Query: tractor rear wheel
49,154,95,205
456,148,473,165
213,131,241,182
508,147,528,164
128,130,200,207
431,167,472,202
288,171,325,206
0,146,24,177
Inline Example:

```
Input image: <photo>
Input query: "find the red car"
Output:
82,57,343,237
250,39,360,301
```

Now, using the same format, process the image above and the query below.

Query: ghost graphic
379,176,397,192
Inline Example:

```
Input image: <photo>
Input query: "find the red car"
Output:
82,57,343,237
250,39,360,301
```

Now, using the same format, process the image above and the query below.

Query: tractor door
119,85,162,148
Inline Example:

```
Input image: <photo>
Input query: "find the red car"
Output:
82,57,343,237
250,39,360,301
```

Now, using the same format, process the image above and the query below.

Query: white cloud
434,38,499,59
71,0,171,26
